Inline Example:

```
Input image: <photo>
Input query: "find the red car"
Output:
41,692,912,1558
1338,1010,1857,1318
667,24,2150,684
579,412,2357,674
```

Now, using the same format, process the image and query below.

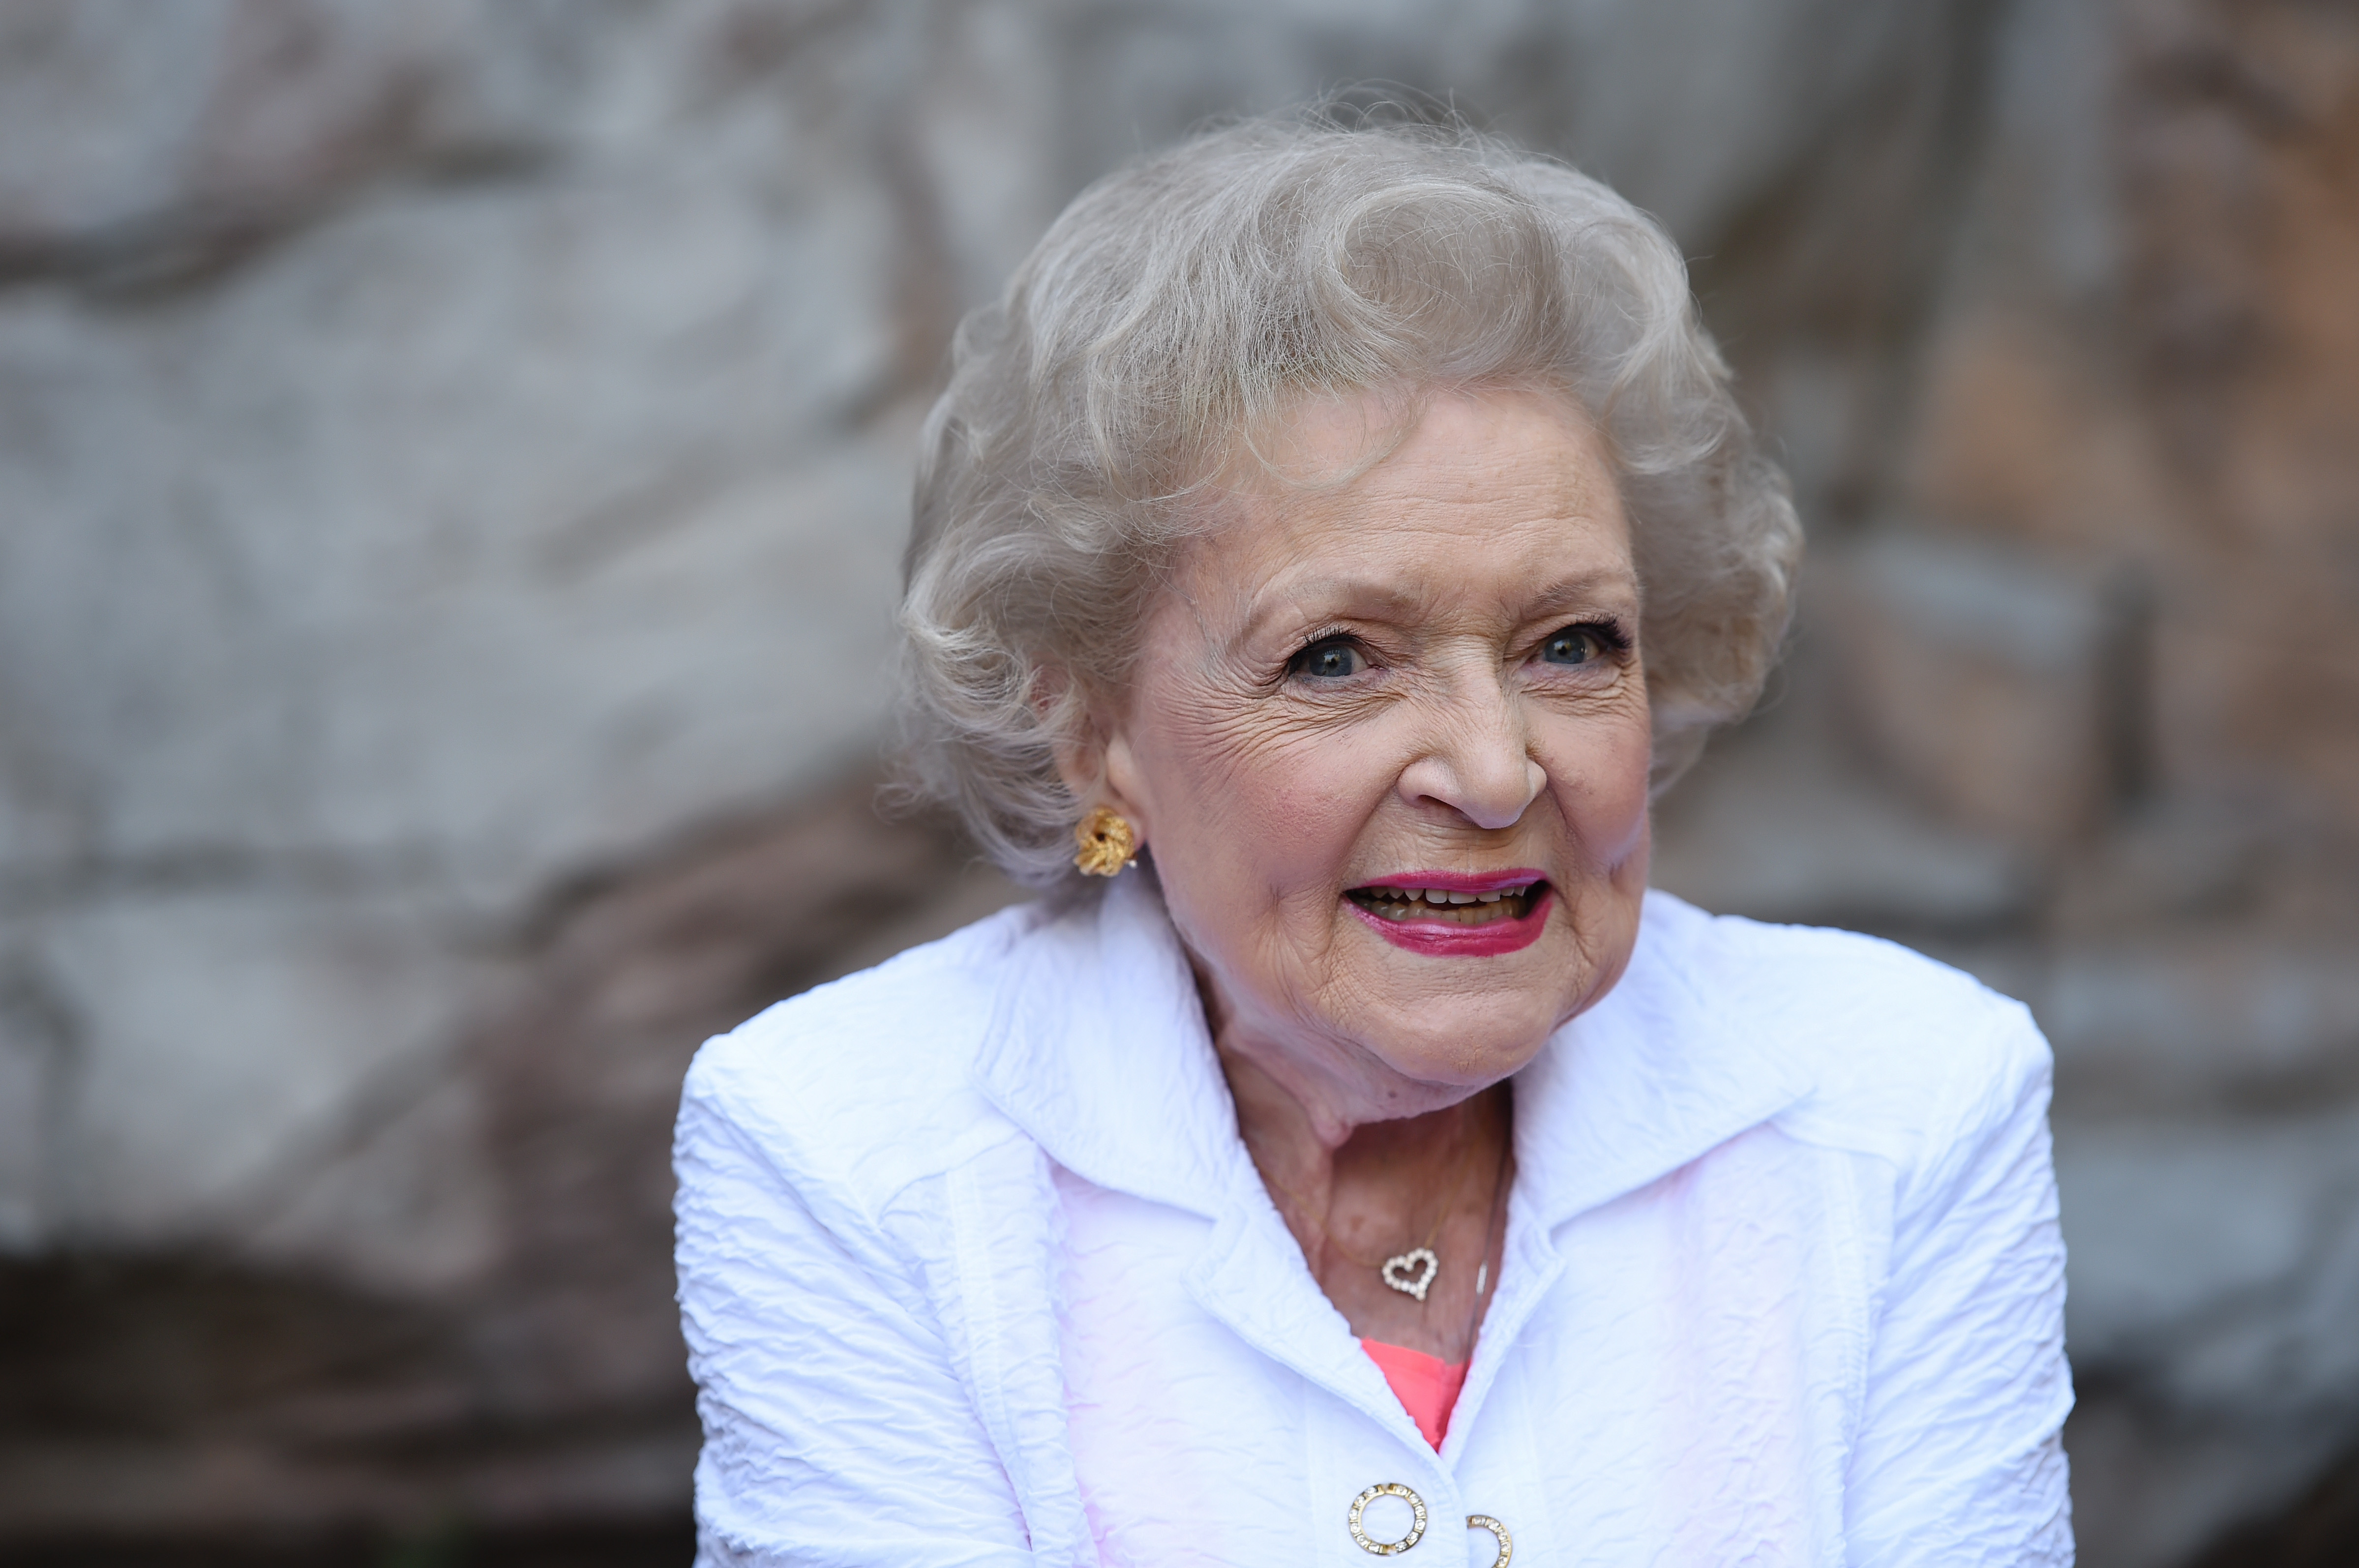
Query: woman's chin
1361,1016,1559,1094
1327,914,1583,1086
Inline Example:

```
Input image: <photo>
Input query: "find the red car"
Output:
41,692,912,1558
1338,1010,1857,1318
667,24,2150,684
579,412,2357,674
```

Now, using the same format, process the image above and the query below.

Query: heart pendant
1380,1246,1439,1302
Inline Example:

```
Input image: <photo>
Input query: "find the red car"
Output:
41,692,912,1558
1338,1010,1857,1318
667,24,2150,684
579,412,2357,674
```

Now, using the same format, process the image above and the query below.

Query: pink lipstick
1343,869,1554,957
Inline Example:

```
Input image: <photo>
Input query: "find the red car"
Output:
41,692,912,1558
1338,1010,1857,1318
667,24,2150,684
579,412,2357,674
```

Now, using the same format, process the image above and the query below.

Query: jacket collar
970,878,1815,1235
1511,894,1817,1228
971,874,1254,1218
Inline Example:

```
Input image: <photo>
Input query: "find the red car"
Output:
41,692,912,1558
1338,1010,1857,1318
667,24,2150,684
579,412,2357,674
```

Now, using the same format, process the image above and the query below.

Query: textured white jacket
674,878,2073,1567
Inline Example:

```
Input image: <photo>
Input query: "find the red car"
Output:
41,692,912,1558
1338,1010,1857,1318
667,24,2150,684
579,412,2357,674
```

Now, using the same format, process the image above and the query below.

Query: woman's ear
1049,727,1105,807
1098,730,1150,845
1045,677,1151,846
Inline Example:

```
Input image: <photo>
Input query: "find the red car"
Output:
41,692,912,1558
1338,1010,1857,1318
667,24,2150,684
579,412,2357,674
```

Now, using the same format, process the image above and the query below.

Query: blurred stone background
0,0,2354,1564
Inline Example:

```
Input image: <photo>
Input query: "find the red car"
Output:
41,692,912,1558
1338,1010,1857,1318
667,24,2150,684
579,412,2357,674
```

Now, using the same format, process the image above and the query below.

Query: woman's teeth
1349,884,1537,924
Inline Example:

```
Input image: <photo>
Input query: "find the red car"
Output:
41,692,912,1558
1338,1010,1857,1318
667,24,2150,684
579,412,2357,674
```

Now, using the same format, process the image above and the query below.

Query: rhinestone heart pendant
1380,1246,1438,1302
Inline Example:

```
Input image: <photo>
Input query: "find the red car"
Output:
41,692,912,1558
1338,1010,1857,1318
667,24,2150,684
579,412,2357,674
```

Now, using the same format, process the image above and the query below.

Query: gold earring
1073,806,1138,876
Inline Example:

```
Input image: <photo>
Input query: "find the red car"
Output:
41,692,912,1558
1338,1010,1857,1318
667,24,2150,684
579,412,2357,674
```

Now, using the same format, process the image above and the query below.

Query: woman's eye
1288,637,1366,680
1540,625,1608,666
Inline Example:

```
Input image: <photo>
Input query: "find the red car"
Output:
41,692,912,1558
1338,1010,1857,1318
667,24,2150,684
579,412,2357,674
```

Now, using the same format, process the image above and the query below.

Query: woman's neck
1216,1020,1516,1362
1194,956,1491,1156
1222,1040,1500,1206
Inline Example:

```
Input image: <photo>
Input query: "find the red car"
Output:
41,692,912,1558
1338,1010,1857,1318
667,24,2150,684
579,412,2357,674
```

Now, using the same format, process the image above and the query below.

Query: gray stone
2058,1107,2359,1415
2066,1392,2355,1568
1649,707,2042,935
4,0,2359,1560
0,952,72,1247
1819,529,2132,849
2041,936,2359,1116
17,885,485,1260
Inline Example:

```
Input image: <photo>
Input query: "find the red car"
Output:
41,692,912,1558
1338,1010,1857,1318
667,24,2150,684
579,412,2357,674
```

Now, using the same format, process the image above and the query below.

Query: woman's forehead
1236,382,1599,482
1179,392,1634,623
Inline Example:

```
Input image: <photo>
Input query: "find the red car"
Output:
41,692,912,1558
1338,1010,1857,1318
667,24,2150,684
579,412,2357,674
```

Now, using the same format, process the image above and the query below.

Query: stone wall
1,2,2354,1564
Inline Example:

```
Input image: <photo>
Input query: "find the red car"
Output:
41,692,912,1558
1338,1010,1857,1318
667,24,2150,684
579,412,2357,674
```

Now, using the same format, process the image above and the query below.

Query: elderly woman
674,115,2071,1567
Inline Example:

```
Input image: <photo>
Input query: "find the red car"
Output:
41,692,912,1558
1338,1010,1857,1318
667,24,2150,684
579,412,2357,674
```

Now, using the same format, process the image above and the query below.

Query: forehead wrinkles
1182,487,1581,614
1165,390,1628,637
1201,385,1596,528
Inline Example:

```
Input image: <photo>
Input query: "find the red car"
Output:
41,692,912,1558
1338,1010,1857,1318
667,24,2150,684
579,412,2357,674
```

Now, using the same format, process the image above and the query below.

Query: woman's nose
1394,681,1547,830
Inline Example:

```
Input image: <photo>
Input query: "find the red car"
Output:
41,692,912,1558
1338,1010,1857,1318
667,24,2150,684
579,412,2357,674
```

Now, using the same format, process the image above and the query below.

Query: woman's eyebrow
1229,577,1431,648
1234,569,1639,647
1520,571,1642,620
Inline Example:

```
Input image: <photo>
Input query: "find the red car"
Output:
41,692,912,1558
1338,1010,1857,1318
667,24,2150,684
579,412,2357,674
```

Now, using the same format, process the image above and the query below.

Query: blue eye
1541,624,1614,666
1288,637,1365,680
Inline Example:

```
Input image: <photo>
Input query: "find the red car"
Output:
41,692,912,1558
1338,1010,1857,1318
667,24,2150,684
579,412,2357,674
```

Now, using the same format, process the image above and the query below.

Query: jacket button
1347,1482,1429,1555
1467,1512,1513,1567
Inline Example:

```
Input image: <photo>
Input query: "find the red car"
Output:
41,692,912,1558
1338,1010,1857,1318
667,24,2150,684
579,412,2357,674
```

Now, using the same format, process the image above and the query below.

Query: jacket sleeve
1843,1002,2076,1566
674,1065,1038,1568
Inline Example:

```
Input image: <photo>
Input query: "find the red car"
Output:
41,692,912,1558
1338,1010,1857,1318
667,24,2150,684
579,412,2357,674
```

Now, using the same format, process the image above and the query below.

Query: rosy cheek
1127,731,1282,905
1251,760,1373,851
1603,756,1654,857
1555,723,1654,865
1188,776,1372,932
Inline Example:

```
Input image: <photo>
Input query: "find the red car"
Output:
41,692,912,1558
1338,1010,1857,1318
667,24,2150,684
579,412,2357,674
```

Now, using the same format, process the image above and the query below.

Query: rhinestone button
1347,1482,1429,1556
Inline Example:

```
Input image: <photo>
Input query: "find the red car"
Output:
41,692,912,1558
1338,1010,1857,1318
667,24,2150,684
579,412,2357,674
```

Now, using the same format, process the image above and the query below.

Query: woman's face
1098,387,1654,1115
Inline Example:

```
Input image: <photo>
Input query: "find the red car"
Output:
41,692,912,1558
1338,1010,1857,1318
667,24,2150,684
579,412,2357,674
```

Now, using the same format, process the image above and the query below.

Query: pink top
1360,1338,1469,1450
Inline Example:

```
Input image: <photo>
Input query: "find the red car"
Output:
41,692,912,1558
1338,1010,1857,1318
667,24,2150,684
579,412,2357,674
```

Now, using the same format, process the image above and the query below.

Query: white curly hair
895,108,1801,892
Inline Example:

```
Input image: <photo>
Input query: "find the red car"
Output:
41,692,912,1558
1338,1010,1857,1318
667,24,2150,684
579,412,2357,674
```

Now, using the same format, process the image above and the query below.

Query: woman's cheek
1166,708,1378,869
1537,697,1645,813
1595,740,1655,868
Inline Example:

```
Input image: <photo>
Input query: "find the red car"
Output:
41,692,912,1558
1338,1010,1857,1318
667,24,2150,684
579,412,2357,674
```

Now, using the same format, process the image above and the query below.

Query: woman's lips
1351,885,1534,927
1343,872,1554,956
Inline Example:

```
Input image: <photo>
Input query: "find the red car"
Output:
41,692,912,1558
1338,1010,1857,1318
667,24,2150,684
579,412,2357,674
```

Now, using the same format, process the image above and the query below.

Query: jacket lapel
968,881,1817,1474
971,878,1447,1456
1442,894,1818,1449
972,875,1242,1219
1514,893,1816,1232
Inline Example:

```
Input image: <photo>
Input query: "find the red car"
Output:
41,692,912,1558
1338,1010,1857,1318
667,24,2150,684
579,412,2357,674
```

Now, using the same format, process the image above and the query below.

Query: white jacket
674,878,2073,1567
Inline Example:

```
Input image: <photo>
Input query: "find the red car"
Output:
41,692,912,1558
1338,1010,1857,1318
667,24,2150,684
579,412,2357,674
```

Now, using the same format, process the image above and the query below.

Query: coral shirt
1360,1338,1469,1449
